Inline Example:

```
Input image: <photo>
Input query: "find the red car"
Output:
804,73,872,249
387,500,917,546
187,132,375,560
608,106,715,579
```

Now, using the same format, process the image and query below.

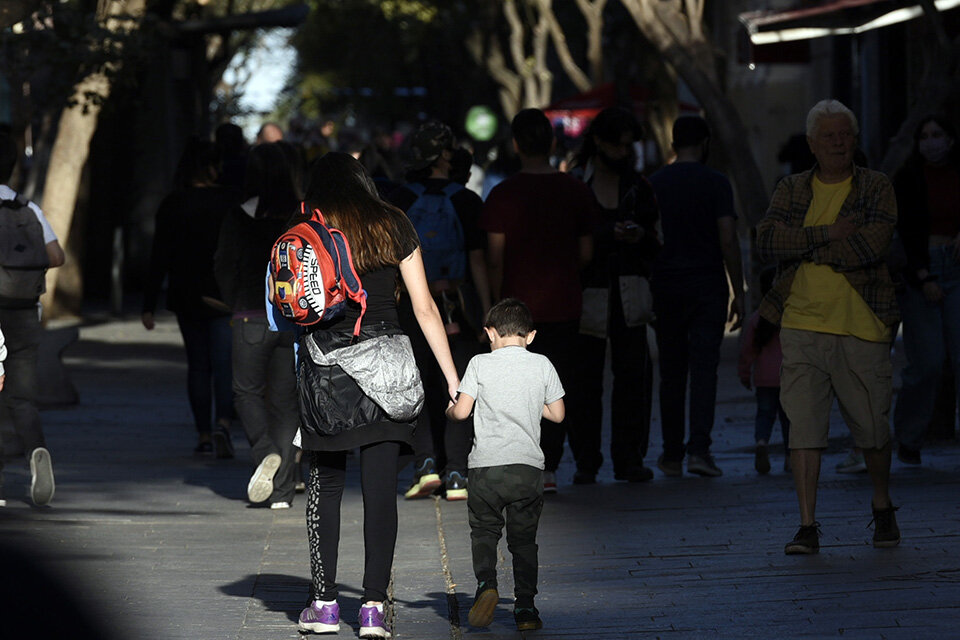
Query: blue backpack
405,182,466,284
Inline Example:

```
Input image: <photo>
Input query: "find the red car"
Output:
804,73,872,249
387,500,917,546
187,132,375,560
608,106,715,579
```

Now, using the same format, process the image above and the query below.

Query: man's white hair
806,99,859,138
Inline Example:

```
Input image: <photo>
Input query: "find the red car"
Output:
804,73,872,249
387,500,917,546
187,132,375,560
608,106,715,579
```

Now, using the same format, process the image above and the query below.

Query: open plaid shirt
755,165,899,327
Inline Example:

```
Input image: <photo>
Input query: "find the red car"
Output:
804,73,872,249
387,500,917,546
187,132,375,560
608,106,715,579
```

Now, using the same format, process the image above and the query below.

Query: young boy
446,298,565,632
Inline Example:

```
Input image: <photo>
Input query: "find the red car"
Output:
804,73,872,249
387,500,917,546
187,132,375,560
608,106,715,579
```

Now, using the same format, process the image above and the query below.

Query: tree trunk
39,0,147,319
40,72,111,319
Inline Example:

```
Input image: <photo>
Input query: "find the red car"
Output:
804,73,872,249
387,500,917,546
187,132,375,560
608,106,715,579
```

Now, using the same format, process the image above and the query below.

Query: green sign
465,105,497,142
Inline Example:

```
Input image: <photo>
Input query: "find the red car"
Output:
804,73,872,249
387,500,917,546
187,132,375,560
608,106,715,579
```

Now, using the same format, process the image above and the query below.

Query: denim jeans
754,386,790,447
652,274,728,461
232,316,299,502
894,244,960,450
176,314,233,435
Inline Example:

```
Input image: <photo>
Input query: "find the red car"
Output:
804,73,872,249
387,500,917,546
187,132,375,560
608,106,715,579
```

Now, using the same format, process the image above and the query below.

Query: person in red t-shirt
480,108,596,492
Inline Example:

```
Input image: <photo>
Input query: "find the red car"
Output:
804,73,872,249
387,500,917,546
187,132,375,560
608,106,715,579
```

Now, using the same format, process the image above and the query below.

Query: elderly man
756,100,900,554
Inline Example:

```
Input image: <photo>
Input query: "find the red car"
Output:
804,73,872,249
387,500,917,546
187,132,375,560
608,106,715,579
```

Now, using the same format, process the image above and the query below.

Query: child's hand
740,377,751,390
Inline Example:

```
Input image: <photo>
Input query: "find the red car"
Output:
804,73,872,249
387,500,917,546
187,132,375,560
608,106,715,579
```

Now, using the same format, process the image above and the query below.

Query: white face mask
918,136,953,164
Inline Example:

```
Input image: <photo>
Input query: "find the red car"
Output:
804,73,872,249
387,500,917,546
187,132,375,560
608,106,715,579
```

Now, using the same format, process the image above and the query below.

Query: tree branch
536,0,591,92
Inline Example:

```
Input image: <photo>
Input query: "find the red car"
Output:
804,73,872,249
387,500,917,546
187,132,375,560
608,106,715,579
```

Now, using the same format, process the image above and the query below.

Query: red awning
544,83,698,137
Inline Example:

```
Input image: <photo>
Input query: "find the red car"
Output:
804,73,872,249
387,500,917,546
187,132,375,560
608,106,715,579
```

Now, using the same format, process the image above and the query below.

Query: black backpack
0,193,50,303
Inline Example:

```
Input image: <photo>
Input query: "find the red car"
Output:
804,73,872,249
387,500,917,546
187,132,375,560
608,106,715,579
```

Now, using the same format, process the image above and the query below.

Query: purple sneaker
358,603,391,638
298,600,340,634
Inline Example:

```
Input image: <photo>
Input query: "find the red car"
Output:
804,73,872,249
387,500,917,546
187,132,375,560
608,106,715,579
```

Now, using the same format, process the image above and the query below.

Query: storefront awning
740,0,960,45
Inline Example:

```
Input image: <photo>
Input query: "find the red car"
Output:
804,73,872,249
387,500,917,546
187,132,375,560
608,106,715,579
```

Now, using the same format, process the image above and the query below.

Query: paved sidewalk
0,314,958,639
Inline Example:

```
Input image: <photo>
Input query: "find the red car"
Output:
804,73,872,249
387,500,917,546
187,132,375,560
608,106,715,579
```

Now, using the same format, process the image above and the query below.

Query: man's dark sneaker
897,445,921,465
212,424,234,459
784,522,821,555
755,444,771,474
572,470,596,485
687,454,723,477
656,454,682,478
194,440,213,455
614,465,654,482
444,471,467,501
468,582,499,628
870,504,901,548
514,606,543,632
404,458,441,499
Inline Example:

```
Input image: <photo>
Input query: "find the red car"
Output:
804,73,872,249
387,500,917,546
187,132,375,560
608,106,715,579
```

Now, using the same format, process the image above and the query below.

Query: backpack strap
441,182,464,198
0,192,29,210
329,228,367,339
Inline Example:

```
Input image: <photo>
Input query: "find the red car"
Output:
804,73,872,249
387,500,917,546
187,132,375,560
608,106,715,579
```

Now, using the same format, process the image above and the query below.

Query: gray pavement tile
1,317,959,639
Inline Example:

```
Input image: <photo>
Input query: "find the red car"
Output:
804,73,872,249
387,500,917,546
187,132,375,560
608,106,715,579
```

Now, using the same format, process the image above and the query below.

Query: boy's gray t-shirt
458,345,565,470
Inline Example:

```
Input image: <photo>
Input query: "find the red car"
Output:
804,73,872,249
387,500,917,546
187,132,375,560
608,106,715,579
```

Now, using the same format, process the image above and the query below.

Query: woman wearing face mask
566,107,662,484
892,115,960,466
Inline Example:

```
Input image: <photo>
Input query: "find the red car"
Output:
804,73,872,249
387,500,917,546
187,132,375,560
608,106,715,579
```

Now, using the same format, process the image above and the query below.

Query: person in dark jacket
892,115,960,465
214,142,302,508
294,153,458,639
568,107,661,484
143,138,239,457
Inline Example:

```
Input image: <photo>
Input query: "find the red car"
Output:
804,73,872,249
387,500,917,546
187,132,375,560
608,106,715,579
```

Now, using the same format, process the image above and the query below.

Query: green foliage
290,0,489,123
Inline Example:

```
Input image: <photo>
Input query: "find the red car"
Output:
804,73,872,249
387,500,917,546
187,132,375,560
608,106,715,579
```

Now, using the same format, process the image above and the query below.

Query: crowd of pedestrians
3,97,958,636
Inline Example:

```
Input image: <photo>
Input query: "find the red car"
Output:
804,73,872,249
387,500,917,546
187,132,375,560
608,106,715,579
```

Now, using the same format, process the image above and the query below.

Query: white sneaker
836,450,867,474
543,471,557,494
30,447,55,506
270,501,291,510
247,453,281,503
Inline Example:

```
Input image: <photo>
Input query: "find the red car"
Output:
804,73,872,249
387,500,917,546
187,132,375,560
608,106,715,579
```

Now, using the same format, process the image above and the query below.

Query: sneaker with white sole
247,453,281,503
542,470,557,494
270,501,291,510
444,471,467,501
298,600,340,633
404,458,441,499
358,602,391,638
30,447,55,506
836,450,867,474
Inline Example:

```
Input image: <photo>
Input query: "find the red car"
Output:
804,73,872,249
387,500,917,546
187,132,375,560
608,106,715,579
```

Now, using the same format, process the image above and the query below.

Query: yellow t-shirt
781,176,891,342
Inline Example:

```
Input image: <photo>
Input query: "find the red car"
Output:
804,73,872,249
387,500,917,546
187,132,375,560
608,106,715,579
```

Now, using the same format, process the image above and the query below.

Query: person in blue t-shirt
648,115,745,479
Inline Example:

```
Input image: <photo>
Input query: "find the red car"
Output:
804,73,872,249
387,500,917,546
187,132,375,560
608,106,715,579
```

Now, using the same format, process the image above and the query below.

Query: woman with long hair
567,107,661,484
892,115,960,465
214,141,303,507
295,152,458,638
143,138,239,456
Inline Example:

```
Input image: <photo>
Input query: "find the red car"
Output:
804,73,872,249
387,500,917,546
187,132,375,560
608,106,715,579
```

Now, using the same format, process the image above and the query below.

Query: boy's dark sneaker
614,465,654,483
870,504,901,548
897,445,921,465
755,444,771,475
514,606,542,632
468,582,499,628
784,522,821,555
444,471,467,501
404,458,441,499
656,454,682,478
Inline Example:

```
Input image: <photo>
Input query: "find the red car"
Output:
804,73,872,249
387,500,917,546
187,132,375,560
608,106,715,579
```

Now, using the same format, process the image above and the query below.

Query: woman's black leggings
306,441,400,603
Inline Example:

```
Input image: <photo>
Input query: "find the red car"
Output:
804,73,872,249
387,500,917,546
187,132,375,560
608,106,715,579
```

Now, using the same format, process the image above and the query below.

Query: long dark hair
302,152,418,275
242,142,302,220
573,106,641,172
